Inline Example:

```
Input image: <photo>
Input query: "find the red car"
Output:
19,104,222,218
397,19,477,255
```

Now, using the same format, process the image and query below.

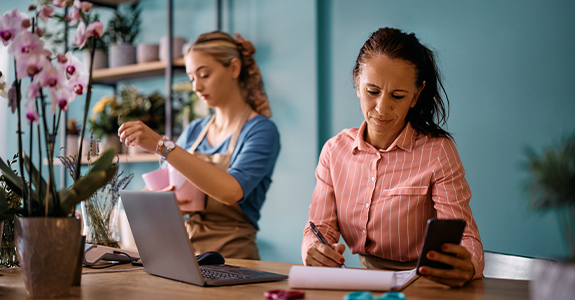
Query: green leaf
59,165,119,214
24,155,50,206
88,147,116,173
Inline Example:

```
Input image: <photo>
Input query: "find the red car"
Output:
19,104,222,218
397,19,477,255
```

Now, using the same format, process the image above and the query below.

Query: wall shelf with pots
92,58,186,84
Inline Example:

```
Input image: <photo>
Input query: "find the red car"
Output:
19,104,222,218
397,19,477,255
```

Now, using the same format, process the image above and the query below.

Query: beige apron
184,108,260,260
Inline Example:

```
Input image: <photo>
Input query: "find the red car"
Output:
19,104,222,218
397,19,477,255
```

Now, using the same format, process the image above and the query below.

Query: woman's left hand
417,243,475,287
118,121,163,153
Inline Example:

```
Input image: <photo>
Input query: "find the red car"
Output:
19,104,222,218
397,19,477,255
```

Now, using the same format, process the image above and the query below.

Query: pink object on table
141,167,169,191
168,165,206,212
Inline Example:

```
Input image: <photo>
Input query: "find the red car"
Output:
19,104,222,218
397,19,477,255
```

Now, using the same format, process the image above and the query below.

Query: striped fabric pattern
302,122,484,279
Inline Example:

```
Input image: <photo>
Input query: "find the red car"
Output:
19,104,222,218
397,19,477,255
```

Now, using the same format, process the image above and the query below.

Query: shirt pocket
386,186,429,196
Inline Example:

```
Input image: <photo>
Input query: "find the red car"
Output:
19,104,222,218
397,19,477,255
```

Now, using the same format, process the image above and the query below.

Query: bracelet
155,136,166,156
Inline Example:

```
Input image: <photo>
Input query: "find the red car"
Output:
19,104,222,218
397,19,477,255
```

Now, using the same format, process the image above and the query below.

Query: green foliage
0,148,118,217
88,85,165,139
524,133,575,211
108,1,141,44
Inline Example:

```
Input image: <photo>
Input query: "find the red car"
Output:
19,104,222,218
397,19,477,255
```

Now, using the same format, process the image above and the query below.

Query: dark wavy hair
352,27,452,139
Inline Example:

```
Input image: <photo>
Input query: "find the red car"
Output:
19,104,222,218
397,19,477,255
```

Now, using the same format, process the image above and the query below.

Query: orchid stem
75,37,96,182
13,59,29,216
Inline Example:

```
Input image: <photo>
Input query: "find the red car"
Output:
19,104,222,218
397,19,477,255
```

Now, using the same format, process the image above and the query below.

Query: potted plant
88,95,123,153
0,1,118,297
524,133,575,299
107,1,141,68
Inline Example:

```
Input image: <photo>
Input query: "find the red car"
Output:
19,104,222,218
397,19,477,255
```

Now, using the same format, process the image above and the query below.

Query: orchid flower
86,21,103,39
50,88,76,114
39,6,55,22
15,53,50,79
27,80,40,99
8,31,45,59
25,99,39,124
38,65,64,89
74,21,86,49
68,72,88,95
0,71,7,99
59,52,83,78
0,9,25,46
81,2,92,13
69,0,84,25
53,0,67,8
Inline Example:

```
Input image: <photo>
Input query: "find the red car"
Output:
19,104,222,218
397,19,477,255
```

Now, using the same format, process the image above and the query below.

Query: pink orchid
50,88,76,114
56,53,68,64
0,9,24,46
68,72,88,95
8,31,45,59
74,21,86,49
86,21,103,39
52,0,71,8
69,0,83,25
27,80,40,99
39,6,55,22
42,48,52,60
59,52,82,78
81,2,92,13
15,53,50,79
38,65,63,89
25,99,39,124
0,72,7,99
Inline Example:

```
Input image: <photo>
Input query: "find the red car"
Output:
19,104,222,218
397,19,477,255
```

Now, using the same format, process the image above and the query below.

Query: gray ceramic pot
15,217,81,298
137,44,159,64
109,44,136,68
83,49,108,70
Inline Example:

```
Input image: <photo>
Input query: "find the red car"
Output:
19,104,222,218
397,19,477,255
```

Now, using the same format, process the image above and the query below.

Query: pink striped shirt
302,122,484,279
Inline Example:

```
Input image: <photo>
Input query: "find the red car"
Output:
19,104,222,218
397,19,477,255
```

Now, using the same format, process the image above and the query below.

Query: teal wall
1,0,574,268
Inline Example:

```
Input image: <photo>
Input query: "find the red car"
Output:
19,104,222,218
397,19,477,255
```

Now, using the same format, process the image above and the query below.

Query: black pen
309,221,346,268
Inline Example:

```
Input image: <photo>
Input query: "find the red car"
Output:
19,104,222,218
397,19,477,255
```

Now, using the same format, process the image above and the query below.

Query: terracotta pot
15,217,81,298
109,44,136,68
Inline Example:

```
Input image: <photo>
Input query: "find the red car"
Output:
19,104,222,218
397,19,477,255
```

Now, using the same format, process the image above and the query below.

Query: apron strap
188,106,252,155
188,115,216,154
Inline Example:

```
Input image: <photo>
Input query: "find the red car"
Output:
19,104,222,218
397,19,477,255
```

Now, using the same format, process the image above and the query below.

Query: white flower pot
109,44,136,68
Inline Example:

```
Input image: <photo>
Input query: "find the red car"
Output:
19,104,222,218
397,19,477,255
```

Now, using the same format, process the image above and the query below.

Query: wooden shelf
47,152,159,166
92,58,186,84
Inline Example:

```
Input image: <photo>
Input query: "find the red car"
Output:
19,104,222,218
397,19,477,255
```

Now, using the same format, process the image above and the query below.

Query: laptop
120,190,288,286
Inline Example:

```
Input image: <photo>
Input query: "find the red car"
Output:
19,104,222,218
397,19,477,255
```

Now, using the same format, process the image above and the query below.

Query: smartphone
416,218,466,275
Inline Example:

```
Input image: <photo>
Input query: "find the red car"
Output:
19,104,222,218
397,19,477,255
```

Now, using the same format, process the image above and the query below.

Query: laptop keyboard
200,267,248,281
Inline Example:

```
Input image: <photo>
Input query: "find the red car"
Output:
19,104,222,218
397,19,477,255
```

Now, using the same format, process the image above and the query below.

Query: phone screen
416,218,466,275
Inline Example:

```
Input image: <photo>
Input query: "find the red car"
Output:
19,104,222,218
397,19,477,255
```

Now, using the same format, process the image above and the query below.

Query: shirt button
366,203,370,208
371,177,376,182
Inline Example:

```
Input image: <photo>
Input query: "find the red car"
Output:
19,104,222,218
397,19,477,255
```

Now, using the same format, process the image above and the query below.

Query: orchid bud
21,19,31,28
36,27,44,37
57,53,68,64
28,5,36,11
65,0,74,7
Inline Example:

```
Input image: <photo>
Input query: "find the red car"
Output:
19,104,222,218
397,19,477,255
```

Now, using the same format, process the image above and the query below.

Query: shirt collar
352,121,418,154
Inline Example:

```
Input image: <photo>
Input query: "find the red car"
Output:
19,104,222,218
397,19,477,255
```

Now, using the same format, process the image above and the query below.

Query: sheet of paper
288,266,398,291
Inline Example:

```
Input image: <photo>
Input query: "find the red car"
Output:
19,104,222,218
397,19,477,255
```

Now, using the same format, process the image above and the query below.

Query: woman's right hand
304,241,346,267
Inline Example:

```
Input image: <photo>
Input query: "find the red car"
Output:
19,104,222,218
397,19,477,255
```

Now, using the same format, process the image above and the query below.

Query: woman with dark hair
119,31,280,260
302,27,483,287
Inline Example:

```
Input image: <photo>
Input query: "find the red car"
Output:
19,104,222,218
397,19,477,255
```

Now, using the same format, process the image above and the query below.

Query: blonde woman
119,31,280,260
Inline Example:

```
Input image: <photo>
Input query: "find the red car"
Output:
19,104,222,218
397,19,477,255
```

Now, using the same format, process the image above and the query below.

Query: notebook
120,190,288,286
